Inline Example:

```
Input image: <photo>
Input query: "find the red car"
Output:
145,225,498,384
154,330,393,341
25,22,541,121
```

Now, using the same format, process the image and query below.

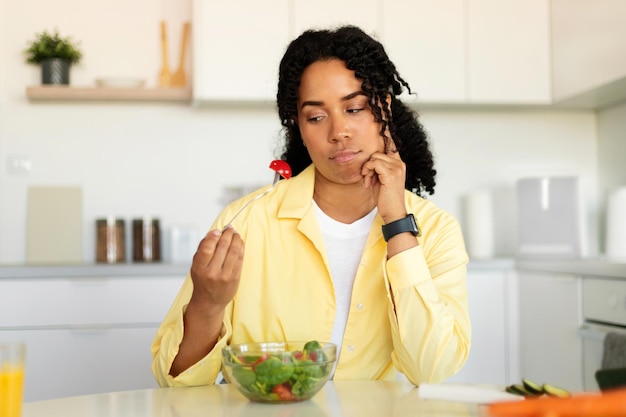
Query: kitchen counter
8,257,624,280
0,259,515,279
22,381,499,417
516,257,626,279
0,263,190,279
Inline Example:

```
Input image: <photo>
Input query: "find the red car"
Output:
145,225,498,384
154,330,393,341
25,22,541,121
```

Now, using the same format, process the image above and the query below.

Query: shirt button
360,260,366,266
357,303,364,310
348,345,355,352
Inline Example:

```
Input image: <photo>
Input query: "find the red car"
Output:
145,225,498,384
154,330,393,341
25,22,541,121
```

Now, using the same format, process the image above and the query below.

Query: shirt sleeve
150,274,233,387
382,211,471,385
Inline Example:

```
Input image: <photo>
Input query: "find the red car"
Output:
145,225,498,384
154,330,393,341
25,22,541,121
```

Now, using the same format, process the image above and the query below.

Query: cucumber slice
505,385,523,396
542,383,571,398
522,378,544,395
507,384,538,397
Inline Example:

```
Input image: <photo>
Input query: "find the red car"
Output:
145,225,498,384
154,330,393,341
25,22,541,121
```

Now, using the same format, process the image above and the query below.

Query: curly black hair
276,25,436,196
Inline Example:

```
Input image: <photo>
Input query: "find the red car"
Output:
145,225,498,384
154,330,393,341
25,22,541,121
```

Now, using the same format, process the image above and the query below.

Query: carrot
487,387,626,417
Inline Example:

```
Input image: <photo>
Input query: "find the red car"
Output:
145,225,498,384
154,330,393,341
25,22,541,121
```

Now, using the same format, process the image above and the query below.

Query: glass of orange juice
0,343,25,417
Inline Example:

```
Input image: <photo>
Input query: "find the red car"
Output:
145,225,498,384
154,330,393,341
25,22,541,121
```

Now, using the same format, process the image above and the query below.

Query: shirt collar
277,164,316,220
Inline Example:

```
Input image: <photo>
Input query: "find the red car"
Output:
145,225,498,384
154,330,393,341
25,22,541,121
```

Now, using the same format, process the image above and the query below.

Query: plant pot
41,58,70,85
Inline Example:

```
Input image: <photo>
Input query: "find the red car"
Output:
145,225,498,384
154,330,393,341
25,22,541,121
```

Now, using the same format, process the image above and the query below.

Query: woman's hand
189,227,244,311
169,227,244,377
361,145,407,223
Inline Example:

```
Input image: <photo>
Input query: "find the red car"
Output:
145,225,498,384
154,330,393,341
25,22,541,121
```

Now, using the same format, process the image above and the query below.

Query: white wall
0,0,600,264
596,100,626,251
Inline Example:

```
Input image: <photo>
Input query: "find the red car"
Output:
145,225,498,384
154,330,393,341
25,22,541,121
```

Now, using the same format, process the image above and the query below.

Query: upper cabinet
192,0,290,102
382,0,550,105
381,0,466,103
193,0,626,108
467,0,551,104
551,0,626,108
192,0,379,103
293,0,379,35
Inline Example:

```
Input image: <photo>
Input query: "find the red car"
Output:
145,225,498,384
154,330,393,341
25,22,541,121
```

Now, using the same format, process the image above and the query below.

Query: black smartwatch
381,214,420,242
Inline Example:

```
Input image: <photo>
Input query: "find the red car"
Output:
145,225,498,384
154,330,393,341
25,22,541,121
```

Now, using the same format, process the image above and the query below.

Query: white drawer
0,275,185,327
582,277,626,326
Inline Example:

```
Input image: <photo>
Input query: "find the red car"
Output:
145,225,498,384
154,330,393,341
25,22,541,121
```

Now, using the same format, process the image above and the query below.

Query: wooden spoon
159,20,172,87
171,21,190,87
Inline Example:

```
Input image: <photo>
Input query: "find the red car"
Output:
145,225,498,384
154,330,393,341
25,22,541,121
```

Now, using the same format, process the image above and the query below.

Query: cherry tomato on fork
269,160,292,179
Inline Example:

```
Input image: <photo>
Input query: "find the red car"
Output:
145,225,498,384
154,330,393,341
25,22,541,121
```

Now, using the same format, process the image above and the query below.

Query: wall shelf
26,86,192,103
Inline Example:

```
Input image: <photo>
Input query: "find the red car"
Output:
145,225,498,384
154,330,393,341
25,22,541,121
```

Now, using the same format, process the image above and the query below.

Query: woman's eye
308,115,324,122
347,108,364,114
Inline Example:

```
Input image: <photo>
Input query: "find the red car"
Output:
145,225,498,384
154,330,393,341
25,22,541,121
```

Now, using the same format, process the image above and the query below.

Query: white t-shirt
312,200,378,358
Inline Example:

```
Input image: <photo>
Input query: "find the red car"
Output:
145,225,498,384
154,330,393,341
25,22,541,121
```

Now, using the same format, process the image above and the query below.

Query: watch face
382,214,419,241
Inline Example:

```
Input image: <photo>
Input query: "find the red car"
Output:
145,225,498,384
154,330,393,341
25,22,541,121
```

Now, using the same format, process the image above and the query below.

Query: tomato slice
269,160,292,179
272,383,295,401
250,354,269,368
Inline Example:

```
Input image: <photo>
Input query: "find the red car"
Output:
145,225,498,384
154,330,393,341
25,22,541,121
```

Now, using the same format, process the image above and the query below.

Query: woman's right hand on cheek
189,227,244,309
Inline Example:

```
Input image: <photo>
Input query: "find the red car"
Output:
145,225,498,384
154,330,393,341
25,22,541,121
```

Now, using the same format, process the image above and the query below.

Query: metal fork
222,172,281,229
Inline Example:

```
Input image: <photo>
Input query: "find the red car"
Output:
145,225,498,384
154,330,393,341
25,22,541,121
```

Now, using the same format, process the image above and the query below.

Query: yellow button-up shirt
151,164,470,387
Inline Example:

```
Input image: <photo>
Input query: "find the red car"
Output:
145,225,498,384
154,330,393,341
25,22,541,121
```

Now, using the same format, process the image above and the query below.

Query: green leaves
303,340,327,363
303,340,322,352
232,367,256,387
24,29,82,65
254,356,294,385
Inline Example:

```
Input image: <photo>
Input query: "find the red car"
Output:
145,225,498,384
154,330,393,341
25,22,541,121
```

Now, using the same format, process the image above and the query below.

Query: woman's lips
330,150,360,164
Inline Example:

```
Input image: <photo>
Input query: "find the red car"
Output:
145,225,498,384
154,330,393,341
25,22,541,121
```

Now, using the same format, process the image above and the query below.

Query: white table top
23,381,490,417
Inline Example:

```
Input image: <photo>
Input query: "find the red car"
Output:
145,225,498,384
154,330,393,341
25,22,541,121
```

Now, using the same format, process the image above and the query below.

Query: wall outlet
6,155,32,175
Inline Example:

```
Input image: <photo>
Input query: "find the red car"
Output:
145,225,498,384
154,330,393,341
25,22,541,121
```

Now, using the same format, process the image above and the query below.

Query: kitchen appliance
578,276,626,391
516,176,585,258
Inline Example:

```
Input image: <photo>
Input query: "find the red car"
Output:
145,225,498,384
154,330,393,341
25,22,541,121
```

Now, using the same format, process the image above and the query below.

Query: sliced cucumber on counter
522,378,544,395
505,379,571,398
542,383,571,398
506,384,539,397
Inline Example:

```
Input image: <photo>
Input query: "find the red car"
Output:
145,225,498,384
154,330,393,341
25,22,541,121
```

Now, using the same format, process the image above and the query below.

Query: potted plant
24,29,83,85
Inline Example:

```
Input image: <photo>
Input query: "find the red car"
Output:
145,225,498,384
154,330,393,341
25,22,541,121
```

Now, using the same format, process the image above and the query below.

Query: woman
151,25,470,387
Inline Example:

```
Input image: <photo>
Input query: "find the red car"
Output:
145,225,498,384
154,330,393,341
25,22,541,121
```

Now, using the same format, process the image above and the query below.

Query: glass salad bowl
222,341,336,403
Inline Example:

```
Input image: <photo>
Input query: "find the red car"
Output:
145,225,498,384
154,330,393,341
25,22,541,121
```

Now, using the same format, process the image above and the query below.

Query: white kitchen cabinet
372,0,551,105
517,271,583,391
551,0,626,107
445,268,519,386
0,274,184,401
293,0,379,36
381,0,466,103
192,0,291,102
0,327,158,401
467,0,551,104
191,0,553,105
